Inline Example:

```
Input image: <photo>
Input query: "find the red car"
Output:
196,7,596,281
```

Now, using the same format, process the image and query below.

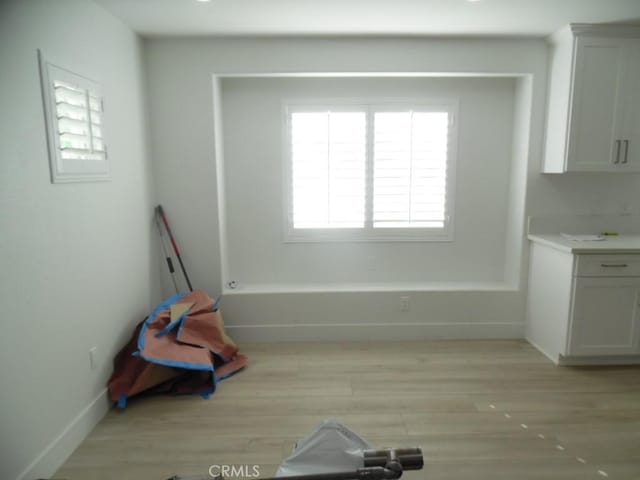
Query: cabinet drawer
575,255,640,277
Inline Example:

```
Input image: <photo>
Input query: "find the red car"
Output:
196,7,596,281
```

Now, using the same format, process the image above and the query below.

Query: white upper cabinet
543,25,640,173
622,41,640,168
568,37,625,170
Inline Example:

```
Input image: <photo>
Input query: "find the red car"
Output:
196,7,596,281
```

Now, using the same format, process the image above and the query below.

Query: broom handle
156,205,193,292
155,213,179,293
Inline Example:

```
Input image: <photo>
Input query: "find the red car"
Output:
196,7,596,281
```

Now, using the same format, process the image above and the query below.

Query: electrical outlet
400,296,410,312
619,200,631,215
89,346,98,370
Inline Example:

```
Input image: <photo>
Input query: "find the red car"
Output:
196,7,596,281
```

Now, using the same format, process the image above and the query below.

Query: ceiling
94,0,640,37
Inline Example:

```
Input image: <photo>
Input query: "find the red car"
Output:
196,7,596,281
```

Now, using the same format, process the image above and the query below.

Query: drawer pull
600,263,628,268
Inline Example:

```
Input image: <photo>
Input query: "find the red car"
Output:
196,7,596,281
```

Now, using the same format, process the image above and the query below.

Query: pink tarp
108,290,247,407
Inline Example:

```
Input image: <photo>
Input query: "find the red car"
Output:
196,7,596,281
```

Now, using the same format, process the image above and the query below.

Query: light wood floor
56,340,640,480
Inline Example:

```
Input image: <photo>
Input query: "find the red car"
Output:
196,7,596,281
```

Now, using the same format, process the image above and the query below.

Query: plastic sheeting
276,419,372,477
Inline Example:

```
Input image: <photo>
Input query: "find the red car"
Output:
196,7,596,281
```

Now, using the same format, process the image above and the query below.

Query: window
289,108,367,229
284,100,456,241
39,51,109,183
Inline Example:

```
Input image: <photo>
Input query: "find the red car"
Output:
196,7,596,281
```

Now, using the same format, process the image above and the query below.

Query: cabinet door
568,277,640,356
618,39,640,169
567,38,626,171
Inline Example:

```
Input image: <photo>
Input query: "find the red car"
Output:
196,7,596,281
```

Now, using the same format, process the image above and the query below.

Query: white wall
144,36,640,341
504,77,533,287
0,1,158,479
145,37,544,340
146,37,554,298
221,76,515,288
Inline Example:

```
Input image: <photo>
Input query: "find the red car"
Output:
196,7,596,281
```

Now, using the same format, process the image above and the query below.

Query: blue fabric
117,394,128,409
176,313,187,340
137,292,185,351
212,295,222,312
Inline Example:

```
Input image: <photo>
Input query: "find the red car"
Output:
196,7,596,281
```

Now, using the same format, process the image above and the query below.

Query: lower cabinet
568,277,640,356
526,243,640,364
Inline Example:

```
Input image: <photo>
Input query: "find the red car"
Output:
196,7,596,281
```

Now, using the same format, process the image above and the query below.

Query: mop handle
156,205,193,292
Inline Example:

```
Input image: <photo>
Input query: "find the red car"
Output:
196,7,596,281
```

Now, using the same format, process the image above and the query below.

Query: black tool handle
245,466,402,480
170,466,404,480
364,448,423,470
168,447,423,480
166,257,175,273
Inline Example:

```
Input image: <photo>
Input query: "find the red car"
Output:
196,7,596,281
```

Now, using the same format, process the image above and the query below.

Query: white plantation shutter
54,80,106,161
285,101,456,241
373,110,449,228
290,110,366,228
39,51,110,183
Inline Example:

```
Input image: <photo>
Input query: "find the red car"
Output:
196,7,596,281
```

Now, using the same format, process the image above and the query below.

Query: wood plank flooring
55,341,640,480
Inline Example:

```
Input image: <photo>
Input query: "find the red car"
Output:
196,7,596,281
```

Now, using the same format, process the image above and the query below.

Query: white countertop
528,234,640,254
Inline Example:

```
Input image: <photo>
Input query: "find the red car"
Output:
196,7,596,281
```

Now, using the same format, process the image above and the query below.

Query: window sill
223,281,515,295
284,228,454,243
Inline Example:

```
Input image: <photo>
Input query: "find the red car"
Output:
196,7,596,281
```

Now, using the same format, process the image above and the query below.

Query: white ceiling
95,0,640,37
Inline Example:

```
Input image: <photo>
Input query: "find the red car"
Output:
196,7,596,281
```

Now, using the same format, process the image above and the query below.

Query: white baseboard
226,322,525,342
558,355,640,366
525,337,560,364
16,388,110,480
525,338,640,366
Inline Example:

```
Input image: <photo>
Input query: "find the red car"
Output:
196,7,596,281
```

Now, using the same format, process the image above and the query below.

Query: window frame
282,98,458,243
38,50,110,183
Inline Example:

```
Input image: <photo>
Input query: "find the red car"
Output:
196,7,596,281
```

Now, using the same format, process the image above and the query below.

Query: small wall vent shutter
54,80,106,161
39,50,110,183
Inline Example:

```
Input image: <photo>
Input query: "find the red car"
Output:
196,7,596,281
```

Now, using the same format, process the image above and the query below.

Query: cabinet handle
622,139,629,164
600,263,628,268
614,140,621,164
